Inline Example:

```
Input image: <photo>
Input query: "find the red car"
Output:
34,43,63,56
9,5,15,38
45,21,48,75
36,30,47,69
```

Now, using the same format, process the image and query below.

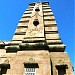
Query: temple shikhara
0,2,74,75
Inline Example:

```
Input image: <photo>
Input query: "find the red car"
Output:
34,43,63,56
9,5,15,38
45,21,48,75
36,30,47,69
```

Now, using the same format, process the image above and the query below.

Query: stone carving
58,59,64,64
29,58,35,62
4,59,9,64
27,27,43,36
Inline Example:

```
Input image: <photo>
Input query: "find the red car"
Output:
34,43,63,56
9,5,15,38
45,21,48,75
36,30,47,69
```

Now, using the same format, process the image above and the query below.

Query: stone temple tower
0,2,74,75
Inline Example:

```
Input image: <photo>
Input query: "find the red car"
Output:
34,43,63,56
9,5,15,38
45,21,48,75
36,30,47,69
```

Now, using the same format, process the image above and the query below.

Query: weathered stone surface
43,12,53,15
43,9,52,12
44,16,55,19
0,51,51,75
18,23,28,26
15,28,27,33
45,34,60,39
0,49,6,53
20,17,31,21
12,35,25,40
50,52,74,75
44,20,56,24
46,40,62,43
45,26,58,31
0,2,73,75
23,38,45,41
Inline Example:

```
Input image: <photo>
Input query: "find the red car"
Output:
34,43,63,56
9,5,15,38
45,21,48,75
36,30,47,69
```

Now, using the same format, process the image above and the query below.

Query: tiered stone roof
0,2,66,53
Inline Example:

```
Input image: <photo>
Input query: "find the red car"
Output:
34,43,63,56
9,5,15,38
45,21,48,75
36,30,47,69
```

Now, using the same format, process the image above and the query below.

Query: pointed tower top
0,2,66,53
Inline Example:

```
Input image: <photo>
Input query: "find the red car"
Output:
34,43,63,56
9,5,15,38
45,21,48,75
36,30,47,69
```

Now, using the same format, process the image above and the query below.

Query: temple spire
0,2,73,75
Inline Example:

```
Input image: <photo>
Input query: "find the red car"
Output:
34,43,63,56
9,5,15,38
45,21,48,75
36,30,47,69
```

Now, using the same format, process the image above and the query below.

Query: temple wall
50,52,74,75
0,50,51,75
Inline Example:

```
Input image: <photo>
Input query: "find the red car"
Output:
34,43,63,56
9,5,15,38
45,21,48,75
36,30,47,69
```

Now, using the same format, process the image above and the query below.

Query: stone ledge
48,44,66,52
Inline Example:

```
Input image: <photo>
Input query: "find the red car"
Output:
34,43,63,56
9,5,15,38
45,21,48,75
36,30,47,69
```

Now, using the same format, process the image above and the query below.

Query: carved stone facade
0,2,74,75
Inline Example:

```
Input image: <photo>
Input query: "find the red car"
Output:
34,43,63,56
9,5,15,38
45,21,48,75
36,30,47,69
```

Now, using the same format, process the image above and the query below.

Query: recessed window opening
25,68,36,75
35,7,40,12
1,67,7,74
56,64,68,75
0,64,10,75
33,19,39,26
24,63,39,75
58,68,66,75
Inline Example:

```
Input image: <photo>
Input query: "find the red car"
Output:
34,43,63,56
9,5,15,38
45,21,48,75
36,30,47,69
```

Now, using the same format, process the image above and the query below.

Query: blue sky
0,0,74,70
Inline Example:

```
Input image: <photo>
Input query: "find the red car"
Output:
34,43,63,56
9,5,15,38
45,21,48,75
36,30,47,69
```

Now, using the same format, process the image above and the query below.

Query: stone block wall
0,50,51,75
50,52,74,75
